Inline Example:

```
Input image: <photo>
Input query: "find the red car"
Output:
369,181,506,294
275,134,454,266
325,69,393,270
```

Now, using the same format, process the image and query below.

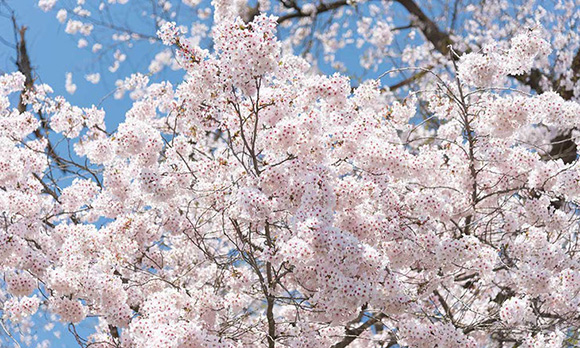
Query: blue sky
0,1,129,127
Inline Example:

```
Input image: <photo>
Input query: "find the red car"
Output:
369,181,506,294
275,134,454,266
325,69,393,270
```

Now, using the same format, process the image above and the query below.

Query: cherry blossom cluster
458,30,551,87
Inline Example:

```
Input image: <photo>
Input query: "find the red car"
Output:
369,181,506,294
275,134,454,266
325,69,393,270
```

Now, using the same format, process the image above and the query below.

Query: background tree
32,0,580,160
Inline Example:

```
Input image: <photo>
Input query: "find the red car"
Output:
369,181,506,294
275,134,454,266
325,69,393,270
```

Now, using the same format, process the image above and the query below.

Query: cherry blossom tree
1,0,580,347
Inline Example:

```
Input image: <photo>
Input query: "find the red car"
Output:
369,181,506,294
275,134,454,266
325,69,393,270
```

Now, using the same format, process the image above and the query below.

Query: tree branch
277,0,348,24
12,17,69,171
560,48,580,100
393,0,453,55
330,312,389,348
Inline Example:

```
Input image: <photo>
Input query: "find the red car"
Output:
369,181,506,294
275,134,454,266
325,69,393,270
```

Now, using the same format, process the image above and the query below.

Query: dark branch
387,69,430,91
393,0,453,55
560,48,580,100
513,68,545,95
13,18,70,171
330,312,389,348
277,0,348,23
